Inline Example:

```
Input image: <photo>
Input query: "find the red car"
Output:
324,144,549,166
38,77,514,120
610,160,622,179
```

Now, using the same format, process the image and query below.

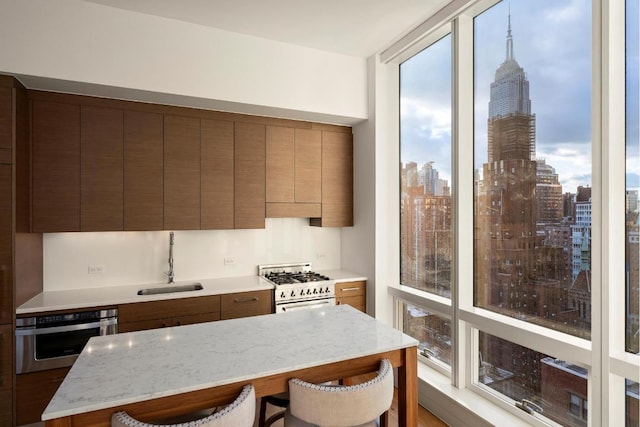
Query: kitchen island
42,304,419,427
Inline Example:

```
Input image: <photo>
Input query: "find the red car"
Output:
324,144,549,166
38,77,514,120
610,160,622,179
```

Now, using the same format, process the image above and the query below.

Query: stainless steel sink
137,283,203,296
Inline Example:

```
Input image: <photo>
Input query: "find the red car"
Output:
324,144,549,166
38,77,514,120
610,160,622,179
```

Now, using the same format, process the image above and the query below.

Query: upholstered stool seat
111,384,255,427
283,359,393,427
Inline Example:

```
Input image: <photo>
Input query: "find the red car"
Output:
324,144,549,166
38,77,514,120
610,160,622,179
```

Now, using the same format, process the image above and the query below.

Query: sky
400,0,639,194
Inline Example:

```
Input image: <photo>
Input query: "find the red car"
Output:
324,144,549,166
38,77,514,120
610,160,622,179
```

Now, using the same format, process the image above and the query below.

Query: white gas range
258,262,336,313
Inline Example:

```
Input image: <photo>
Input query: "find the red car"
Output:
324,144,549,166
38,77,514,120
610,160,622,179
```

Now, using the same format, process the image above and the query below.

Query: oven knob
319,288,323,294
325,287,330,294
306,289,311,295
313,288,318,294
290,291,295,297
280,292,286,298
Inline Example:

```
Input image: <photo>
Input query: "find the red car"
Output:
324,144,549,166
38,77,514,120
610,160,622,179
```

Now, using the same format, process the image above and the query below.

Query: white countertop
16,269,367,315
16,276,274,315
42,305,416,421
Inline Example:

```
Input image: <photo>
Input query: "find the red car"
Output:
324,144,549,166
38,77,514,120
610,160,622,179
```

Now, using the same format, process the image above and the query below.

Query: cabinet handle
234,297,259,303
341,287,360,292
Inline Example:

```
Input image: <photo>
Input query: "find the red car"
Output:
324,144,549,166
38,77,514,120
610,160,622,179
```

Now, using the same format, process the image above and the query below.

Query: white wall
0,0,367,125
43,218,341,291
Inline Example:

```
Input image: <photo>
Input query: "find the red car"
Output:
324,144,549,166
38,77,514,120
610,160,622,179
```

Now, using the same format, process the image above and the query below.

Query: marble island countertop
42,305,416,421
17,269,367,315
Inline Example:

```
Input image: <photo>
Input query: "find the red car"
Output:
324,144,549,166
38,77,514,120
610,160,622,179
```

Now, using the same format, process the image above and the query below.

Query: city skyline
400,0,639,194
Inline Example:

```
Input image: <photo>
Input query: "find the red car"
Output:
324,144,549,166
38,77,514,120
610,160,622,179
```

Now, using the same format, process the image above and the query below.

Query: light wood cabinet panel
16,367,70,426
235,122,265,229
220,289,273,320
201,119,234,229
81,106,124,231
310,131,353,227
266,127,322,218
266,126,294,203
31,100,81,232
294,128,322,203
164,115,201,230
335,280,366,313
124,110,164,231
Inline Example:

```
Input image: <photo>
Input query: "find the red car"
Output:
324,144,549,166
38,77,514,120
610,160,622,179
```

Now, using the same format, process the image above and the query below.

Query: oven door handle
15,318,118,336
281,300,333,312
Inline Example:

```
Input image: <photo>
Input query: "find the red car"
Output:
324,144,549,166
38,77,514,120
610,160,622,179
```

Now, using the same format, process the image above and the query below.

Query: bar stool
111,384,255,427
283,359,393,427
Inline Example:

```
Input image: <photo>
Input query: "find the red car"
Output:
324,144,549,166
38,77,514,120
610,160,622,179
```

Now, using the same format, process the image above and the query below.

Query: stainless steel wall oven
15,308,118,374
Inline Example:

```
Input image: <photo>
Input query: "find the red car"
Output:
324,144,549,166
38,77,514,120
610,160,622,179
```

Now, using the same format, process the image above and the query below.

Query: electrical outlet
316,253,326,260
88,265,105,274
224,258,236,265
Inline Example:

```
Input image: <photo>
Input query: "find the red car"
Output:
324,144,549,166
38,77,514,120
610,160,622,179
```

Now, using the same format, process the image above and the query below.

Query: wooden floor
256,387,449,427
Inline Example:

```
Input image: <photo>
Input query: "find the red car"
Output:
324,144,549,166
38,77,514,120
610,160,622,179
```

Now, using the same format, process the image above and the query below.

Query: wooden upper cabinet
0,87,11,150
81,106,124,231
294,128,321,203
310,131,353,227
124,111,164,231
164,115,200,230
266,126,294,203
31,100,81,232
265,126,321,218
235,122,265,229
201,119,234,229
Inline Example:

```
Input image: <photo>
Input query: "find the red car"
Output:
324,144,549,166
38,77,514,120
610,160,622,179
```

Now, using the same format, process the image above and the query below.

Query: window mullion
453,11,475,390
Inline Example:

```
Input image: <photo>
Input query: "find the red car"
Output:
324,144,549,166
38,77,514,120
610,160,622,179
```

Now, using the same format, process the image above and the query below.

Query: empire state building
475,14,540,311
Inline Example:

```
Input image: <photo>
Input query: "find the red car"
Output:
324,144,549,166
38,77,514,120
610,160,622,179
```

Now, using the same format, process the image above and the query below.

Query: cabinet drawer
16,367,70,426
221,290,273,320
335,280,365,297
118,312,221,333
336,296,366,312
119,295,221,323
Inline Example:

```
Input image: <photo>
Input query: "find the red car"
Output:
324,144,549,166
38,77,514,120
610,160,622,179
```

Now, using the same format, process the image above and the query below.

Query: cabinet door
335,281,366,312
294,128,321,203
0,165,10,325
266,125,294,203
0,324,11,426
221,290,273,320
235,122,265,229
164,115,200,230
0,87,11,150
311,131,353,227
31,100,81,232
81,106,124,231
16,367,70,426
124,111,164,231
201,119,234,229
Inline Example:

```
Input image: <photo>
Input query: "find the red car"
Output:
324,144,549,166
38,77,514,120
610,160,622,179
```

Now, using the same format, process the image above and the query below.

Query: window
390,0,640,425
473,0,592,339
400,34,452,299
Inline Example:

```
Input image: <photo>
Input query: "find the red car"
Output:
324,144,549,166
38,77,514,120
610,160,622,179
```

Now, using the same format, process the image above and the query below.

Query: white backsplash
43,218,342,291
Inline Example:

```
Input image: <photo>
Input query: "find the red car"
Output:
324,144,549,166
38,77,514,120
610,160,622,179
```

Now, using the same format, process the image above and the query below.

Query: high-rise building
571,186,592,282
536,159,563,225
475,12,539,311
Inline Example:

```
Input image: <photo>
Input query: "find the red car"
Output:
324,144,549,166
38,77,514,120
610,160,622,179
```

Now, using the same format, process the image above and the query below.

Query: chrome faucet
166,231,175,284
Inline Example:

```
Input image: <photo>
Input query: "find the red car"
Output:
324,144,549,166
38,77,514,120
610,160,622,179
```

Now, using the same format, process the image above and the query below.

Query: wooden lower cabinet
220,289,273,320
16,367,70,426
335,280,366,313
0,324,12,426
118,295,221,333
